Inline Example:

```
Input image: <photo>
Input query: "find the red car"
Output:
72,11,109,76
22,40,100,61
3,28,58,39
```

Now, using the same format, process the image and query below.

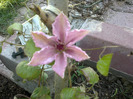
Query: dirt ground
72,70,133,99
0,74,30,99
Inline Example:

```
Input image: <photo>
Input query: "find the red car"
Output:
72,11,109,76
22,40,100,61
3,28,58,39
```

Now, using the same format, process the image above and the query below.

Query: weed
0,0,27,35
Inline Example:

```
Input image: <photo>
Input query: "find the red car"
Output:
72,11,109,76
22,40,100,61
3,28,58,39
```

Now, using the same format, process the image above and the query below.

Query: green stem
38,65,44,87
22,15,37,25
83,45,118,51
99,46,106,59
4,41,24,47
68,64,72,88
0,40,24,47
81,0,102,8
69,1,84,9
87,84,94,92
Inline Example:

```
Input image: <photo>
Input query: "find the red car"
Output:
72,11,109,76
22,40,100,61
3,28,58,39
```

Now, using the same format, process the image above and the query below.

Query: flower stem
87,84,94,92
99,46,106,59
83,45,118,51
68,64,72,88
0,40,24,47
4,41,24,47
38,65,44,87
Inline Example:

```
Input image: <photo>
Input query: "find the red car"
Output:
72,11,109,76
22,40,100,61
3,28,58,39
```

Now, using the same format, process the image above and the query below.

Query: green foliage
16,61,41,80
48,61,55,66
40,94,51,99
60,87,90,99
76,94,90,99
71,61,85,84
97,53,113,76
7,23,23,35
24,38,40,57
0,45,2,54
81,67,99,84
71,70,85,84
60,88,78,99
0,0,27,34
31,86,51,99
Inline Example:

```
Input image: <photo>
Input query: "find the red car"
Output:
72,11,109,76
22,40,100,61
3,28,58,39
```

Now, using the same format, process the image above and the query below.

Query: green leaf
60,88,80,99
81,67,99,84
24,38,40,57
97,53,113,76
61,87,90,99
48,61,55,66
16,61,41,80
7,23,23,35
40,94,51,99
76,94,90,99
0,45,2,54
31,86,50,99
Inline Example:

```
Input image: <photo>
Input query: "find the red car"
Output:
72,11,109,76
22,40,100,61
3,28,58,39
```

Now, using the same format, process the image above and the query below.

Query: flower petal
65,46,90,61
28,47,57,66
66,29,89,45
52,52,67,78
52,12,71,42
32,31,54,48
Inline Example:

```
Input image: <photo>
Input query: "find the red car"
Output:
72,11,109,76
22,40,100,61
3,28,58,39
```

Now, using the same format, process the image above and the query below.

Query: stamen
56,44,64,51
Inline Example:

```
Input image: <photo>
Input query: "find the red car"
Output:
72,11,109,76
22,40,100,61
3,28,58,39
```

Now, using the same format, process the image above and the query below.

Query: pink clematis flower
29,12,90,78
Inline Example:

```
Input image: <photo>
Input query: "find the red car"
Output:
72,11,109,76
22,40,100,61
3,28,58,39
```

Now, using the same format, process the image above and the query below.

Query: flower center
56,44,65,51
55,39,66,52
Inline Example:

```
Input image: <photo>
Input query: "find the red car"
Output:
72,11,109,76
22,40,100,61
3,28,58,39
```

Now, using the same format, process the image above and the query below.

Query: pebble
18,7,28,16
74,11,82,17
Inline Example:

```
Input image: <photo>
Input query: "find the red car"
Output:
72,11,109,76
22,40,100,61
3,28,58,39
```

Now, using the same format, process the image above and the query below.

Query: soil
95,74,133,99
0,74,31,99
72,71,133,99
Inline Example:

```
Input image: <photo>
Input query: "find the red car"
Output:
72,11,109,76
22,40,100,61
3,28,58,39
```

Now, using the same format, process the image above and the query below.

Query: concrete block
77,18,133,81
104,1,133,28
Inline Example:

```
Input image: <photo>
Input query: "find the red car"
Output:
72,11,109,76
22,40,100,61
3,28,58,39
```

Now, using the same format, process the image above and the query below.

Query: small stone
91,14,97,18
86,0,93,3
70,10,75,14
89,11,93,14
98,2,104,9
34,0,44,4
13,14,24,23
75,11,82,16
39,3,47,7
18,7,28,16
93,5,100,12
72,10,82,18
